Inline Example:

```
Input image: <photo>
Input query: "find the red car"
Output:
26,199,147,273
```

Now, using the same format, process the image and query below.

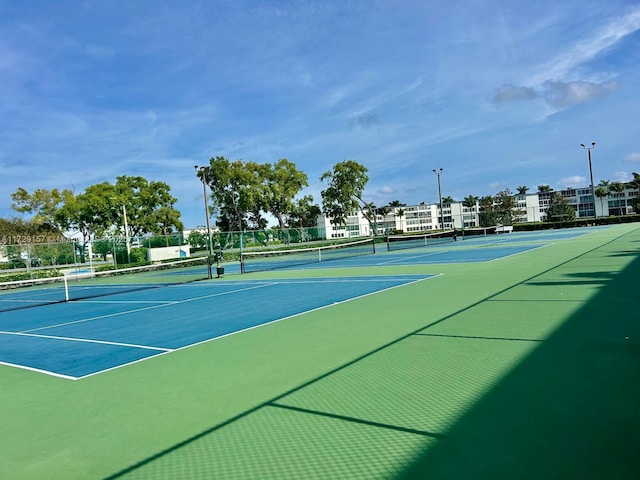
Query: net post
206,255,213,279
64,275,70,301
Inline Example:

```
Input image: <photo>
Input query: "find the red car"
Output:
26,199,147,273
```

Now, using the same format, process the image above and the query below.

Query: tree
441,195,454,205
608,181,627,215
516,186,529,195
627,172,640,190
546,192,576,221
537,184,553,193
53,177,182,257
627,174,640,214
462,195,479,227
262,159,309,231
0,217,62,243
478,195,497,227
91,238,114,261
286,195,322,229
10,187,72,230
200,156,266,232
112,175,182,238
462,195,478,208
377,205,391,217
55,183,115,248
494,188,521,225
594,186,609,217
387,200,406,208
320,160,375,232
395,208,406,233
152,206,184,246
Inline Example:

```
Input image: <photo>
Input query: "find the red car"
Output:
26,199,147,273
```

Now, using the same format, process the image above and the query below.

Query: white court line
0,360,77,380
22,283,277,334
256,275,434,284
0,330,171,351
484,243,550,262
375,250,448,266
76,274,442,380
74,299,177,304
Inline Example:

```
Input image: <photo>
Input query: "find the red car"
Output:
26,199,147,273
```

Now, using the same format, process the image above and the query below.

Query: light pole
433,168,444,231
580,142,596,217
194,165,214,279
122,204,131,264
111,197,131,264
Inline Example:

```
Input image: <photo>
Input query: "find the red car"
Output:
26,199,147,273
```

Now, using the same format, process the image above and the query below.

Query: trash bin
216,266,225,277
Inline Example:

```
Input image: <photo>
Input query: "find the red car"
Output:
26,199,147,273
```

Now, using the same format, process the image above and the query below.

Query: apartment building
317,184,638,238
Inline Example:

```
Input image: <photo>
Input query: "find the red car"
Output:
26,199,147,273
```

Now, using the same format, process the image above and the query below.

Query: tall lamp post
194,165,214,279
111,197,131,264
433,168,444,231
580,142,596,217
122,204,131,264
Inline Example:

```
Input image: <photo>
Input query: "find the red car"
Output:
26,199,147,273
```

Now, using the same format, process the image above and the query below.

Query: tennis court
1,223,639,479
0,275,434,379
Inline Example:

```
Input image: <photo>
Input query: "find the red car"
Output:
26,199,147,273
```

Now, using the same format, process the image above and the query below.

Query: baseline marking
0,330,171,351
21,283,277,334
77,274,439,380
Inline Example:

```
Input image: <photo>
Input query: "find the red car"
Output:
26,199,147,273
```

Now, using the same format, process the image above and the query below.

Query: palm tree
441,195,454,205
396,208,406,233
609,181,627,215
537,184,553,193
377,205,391,216
594,186,609,217
462,195,478,228
517,186,529,195
627,172,640,190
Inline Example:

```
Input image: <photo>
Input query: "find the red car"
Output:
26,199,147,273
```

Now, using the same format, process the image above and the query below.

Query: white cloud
559,175,587,187
528,6,640,85
488,181,506,190
624,152,640,163
491,7,640,111
613,171,631,182
492,80,618,107
542,80,617,108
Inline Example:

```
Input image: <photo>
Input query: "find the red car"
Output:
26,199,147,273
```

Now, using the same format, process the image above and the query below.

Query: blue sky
1,0,639,229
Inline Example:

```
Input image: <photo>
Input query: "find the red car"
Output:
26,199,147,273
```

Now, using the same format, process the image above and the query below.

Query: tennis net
240,238,376,274
386,231,457,251
460,225,498,237
0,257,210,313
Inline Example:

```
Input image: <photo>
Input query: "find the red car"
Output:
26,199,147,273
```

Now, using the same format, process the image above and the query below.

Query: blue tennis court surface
235,227,600,273
0,228,596,379
260,243,547,270
0,275,434,380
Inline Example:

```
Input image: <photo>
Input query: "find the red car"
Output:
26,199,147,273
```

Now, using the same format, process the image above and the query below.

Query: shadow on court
103,238,640,479
397,252,640,479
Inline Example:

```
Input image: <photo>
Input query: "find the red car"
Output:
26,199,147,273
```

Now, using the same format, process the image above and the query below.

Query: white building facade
317,184,639,238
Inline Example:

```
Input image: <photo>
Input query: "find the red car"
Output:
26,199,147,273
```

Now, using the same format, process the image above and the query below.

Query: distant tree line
5,176,183,256
4,161,640,247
